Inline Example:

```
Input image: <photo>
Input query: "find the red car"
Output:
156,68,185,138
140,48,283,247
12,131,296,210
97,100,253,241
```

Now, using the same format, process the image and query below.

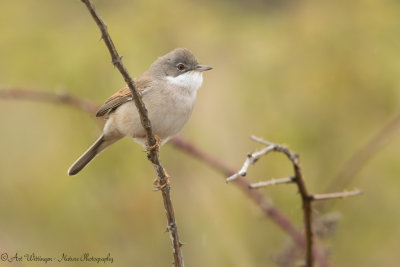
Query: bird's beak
195,64,213,72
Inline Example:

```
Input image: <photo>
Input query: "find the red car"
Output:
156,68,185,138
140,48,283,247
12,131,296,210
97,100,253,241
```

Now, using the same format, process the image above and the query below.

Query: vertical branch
289,155,313,267
80,1,184,266
249,136,314,267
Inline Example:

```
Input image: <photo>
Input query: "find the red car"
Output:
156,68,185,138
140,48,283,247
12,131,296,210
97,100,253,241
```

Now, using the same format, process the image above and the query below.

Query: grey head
148,48,212,78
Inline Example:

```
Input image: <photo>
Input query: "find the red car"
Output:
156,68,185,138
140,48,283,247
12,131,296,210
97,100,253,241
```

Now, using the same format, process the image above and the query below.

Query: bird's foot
153,170,170,191
145,135,161,152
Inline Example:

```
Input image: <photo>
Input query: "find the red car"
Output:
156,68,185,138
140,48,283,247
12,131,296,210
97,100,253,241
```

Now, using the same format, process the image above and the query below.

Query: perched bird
68,48,212,176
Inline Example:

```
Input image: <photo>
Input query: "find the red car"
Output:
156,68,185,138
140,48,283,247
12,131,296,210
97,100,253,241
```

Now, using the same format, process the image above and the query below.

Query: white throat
165,71,203,93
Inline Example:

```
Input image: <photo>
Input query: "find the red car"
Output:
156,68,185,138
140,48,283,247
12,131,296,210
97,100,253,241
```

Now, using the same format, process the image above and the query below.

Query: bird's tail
68,134,120,176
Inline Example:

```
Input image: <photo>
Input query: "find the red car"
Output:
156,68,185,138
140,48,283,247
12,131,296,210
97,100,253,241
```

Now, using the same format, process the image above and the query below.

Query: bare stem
80,1,184,266
226,145,275,183
249,176,295,189
311,190,362,201
0,88,99,114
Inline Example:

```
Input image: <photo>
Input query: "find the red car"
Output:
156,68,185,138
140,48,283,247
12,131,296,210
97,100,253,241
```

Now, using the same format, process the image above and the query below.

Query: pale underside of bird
68,48,212,176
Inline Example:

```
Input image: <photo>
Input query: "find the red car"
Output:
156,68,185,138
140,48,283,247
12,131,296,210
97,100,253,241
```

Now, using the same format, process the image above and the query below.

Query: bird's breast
146,82,198,139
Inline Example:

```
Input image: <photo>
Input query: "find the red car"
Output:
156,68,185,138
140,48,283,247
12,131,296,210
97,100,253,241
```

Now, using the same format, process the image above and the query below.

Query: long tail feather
68,134,116,176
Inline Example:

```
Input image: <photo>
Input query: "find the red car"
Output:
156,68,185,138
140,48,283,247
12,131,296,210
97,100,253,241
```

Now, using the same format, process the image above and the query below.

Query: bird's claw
153,170,170,191
145,135,161,152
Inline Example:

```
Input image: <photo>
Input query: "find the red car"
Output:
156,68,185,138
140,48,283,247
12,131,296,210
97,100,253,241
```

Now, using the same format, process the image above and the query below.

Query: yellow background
0,0,399,266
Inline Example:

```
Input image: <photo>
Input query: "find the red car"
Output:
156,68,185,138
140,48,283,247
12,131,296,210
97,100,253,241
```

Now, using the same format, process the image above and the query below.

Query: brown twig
0,88,99,114
79,1,184,266
228,135,362,267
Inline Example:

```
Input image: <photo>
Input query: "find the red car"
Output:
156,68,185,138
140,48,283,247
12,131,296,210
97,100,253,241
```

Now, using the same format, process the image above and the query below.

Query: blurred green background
1,0,400,266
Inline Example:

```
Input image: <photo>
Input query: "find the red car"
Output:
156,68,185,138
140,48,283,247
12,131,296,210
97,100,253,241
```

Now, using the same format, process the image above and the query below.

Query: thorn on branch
168,222,177,232
112,55,123,66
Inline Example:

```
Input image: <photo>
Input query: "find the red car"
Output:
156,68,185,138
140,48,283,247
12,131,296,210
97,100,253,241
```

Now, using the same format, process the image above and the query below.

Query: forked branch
227,135,362,267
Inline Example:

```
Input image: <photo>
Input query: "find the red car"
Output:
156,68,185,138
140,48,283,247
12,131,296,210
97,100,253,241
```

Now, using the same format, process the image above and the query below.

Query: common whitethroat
68,48,212,175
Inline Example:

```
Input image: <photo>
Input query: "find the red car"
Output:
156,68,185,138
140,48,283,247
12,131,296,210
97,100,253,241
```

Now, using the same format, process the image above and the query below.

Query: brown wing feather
96,87,132,117
96,75,152,117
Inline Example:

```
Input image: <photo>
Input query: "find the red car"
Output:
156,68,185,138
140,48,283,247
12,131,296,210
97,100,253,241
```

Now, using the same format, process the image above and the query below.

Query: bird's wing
96,75,152,117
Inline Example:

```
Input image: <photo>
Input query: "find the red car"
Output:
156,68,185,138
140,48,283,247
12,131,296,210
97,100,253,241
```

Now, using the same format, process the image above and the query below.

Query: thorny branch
80,1,184,266
227,135,362,267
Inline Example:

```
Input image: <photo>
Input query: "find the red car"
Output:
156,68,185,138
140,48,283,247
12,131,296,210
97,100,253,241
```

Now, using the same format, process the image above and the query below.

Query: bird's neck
165,71,203,94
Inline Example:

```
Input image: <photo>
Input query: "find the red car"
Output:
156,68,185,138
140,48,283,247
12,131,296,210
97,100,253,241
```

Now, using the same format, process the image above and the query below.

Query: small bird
68,48,212,176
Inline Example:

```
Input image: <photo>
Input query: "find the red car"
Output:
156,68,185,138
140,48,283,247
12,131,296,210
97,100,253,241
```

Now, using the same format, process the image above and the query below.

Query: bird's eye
177,63,185,71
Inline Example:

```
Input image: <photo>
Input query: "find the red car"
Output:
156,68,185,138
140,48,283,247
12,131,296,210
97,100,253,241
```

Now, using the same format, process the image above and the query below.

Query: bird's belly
110,97,194,142
150,106,192,139
109,102,144,138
